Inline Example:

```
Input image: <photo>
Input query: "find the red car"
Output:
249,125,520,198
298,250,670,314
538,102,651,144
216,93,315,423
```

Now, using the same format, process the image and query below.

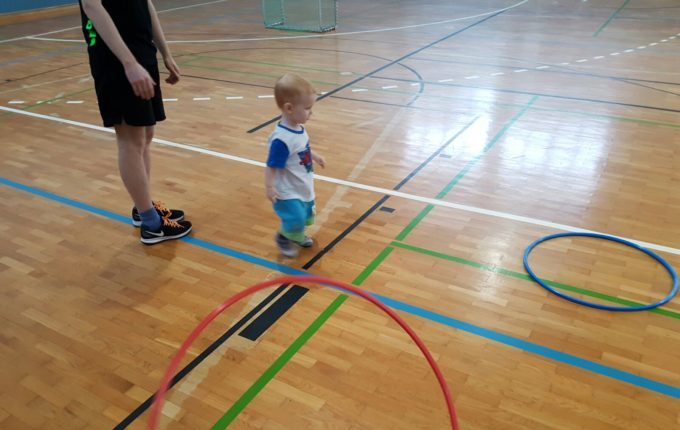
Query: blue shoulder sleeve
266,138,290,168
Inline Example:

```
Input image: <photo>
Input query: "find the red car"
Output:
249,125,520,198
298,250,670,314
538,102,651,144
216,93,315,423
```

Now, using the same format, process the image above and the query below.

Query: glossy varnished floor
0,0,679,429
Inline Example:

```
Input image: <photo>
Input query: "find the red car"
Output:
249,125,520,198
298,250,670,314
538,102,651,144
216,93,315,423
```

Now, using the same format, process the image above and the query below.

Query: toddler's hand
266,186,279,203
314,154,326,168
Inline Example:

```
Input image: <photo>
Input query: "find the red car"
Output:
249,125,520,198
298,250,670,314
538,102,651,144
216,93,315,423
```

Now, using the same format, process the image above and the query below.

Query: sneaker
275,233,298,258
132,201,184,227
294,236,313,248
140,218,192,245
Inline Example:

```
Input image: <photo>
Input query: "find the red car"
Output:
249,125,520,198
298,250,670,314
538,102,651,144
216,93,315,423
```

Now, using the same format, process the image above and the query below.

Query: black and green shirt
79,0,158,71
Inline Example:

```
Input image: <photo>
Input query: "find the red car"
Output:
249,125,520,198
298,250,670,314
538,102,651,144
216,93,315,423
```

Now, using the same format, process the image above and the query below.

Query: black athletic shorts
92,61,166,128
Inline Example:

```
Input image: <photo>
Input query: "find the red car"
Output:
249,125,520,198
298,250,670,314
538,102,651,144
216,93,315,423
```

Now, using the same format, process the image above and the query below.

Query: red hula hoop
148,275,459,430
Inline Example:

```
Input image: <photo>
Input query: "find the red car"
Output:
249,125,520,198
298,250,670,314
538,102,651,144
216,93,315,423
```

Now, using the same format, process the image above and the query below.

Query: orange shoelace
161,217,182,229
153,201,172,218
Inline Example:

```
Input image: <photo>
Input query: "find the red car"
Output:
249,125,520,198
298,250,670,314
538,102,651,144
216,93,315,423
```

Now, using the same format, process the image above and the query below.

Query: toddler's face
288,92,316,125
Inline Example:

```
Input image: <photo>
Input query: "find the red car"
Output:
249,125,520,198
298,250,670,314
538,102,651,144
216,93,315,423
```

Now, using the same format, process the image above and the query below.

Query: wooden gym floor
0,0,679,428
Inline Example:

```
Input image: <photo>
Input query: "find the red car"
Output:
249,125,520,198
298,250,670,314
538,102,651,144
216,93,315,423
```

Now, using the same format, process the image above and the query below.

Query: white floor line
1,105,678,256
309,109,410,235
17,1,529,44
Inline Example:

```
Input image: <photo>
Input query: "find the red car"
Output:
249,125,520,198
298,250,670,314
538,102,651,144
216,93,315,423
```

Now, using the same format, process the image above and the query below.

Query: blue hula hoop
523,232,678,311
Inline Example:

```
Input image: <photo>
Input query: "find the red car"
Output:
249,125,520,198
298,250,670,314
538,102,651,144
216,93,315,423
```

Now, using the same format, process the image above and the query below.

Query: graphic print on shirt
297,143,313,173
85,19,98,46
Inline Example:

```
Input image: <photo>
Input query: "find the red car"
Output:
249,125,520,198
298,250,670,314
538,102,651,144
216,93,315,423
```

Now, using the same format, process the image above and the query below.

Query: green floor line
593,0,631,37
353,246,396,286
396,96,538,241
530,105,680,129
210,294,348,429
437,96,538,199
210,246,390,427
396,204,435,242
391,241,680,320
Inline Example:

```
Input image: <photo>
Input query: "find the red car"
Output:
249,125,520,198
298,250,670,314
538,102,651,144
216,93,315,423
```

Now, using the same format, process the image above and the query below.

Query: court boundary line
1,105,678,256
